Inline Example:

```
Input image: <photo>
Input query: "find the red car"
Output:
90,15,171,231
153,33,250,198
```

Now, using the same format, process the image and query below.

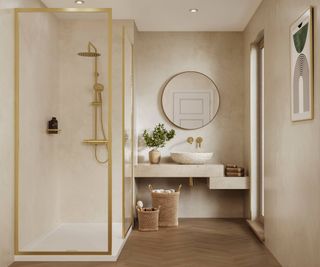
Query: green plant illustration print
293,23,308,53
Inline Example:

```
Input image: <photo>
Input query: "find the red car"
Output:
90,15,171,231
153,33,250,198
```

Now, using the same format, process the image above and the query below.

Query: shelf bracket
189,177,194,187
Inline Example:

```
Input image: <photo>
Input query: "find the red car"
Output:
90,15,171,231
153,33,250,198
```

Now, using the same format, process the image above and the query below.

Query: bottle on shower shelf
47,117,59,134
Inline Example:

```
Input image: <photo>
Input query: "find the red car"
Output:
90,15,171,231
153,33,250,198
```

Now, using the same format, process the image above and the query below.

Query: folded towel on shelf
226,164,238,168
226,167,244,172
225,172,244,177
224,164,245,177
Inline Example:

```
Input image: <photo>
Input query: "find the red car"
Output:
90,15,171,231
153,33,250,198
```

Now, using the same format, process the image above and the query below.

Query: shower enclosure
14,8,115,256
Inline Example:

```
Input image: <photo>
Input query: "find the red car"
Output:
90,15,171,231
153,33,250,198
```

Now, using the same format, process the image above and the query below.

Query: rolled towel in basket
152,189,175,193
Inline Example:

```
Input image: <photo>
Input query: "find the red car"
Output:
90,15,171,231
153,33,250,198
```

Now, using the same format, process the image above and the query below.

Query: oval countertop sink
170,151,213,164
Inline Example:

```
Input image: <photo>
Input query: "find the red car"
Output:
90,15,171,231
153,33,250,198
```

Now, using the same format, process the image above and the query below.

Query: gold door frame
14,8,113,256
122,26,134,238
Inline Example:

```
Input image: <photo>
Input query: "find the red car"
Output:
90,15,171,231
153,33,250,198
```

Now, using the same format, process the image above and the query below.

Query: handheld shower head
94,83,104,91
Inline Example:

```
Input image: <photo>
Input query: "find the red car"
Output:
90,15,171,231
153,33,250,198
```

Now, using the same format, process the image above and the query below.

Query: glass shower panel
123,30,133,236
16,9,112,253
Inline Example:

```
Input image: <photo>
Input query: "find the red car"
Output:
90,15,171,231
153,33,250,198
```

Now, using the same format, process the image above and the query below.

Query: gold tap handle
187,137,194,144
196,137,203,148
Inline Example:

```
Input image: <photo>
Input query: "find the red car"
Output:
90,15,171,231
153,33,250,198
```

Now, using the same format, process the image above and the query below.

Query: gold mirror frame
14,8,113,256
161,71,220,130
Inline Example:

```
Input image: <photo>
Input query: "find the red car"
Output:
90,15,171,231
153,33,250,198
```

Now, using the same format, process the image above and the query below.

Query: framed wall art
290,8,313,121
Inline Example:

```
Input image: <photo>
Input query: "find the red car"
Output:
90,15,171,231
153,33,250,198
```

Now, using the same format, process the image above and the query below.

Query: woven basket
137,207,160,232
149,184,182,227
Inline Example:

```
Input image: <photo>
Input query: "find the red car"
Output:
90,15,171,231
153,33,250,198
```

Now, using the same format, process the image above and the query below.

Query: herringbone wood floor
11,219,280,267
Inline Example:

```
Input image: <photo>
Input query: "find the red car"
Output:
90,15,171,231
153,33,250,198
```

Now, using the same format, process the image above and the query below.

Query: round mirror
161,71,220,130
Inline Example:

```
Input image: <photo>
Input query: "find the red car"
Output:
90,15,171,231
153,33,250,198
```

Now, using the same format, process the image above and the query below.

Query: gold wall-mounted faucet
187,137,194,144
196,137,203,148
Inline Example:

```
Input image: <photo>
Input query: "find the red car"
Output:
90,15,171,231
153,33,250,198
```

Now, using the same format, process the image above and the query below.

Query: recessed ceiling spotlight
75,0,85,4
189,8,199,13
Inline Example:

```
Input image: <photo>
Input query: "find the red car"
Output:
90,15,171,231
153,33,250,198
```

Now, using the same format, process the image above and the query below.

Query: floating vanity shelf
83,139,108,145
208,177,250,190
134,164,250,190
134,163,224,178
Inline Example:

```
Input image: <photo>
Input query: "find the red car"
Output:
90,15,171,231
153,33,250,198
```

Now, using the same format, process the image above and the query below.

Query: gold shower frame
14,8,113,256
122,26,134,238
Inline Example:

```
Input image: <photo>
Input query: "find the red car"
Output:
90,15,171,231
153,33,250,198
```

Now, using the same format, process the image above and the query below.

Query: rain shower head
78,51,100,57
78,41,101,57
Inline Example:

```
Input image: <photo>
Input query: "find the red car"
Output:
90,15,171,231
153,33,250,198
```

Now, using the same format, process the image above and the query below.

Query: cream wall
19,11,60,249
58,18,109,223
0,1,44,265
135,32,246,218
244,1,320,266
0,6,16,266
136,32,245,165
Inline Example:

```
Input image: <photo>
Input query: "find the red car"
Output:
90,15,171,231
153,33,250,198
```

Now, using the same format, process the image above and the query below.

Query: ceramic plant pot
149,148,161,164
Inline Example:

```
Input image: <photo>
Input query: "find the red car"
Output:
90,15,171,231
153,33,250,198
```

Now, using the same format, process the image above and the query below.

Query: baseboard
246,219,265,242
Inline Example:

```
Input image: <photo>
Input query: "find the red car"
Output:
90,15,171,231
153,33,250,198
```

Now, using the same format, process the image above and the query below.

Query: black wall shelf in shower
47,129,61,134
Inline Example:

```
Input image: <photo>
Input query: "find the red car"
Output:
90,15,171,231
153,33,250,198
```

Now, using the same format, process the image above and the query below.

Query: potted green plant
143,123,175,164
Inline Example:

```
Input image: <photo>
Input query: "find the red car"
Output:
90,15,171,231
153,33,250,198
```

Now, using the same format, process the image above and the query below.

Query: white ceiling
41,0,263,31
